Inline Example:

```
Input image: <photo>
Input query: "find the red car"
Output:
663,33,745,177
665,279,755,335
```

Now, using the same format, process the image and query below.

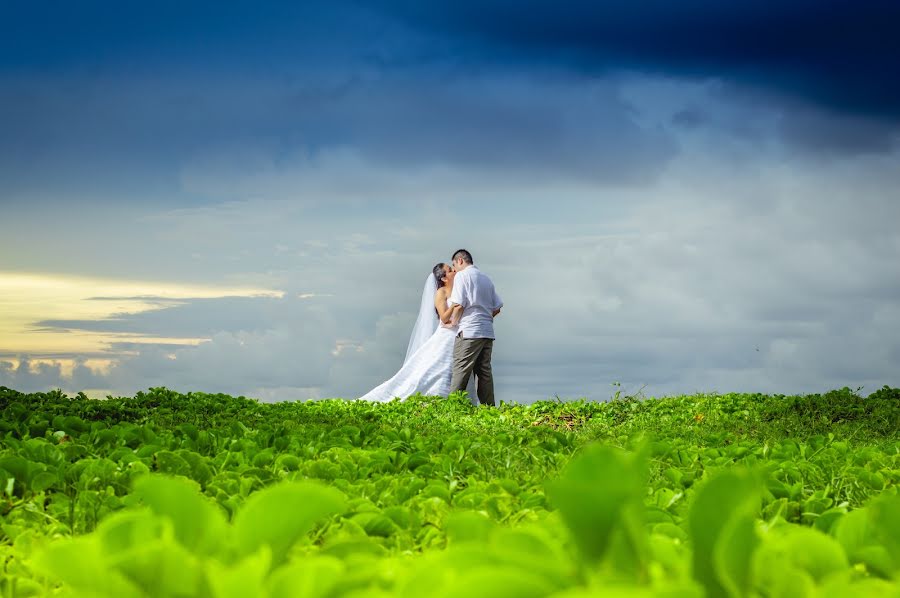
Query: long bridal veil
365,270,478,405
404,273,439,364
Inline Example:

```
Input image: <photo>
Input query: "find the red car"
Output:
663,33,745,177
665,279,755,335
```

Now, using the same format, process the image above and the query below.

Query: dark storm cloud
0,72,676,196
7,0,896,120
777,104,900,156
671,108,707,130
0,1,370,70
2,0,896,198
365,0,900,119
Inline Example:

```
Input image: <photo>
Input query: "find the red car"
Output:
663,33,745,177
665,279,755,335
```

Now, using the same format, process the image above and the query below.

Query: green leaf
0,456,34,488
664,468,684,487
397,554,457,598
713,515,758,597
154,450,192,477
648,533,691,579
383,505,413,529
688,470,760,597
95,510,167,558
754,526,848,597
320,538,388,559
544,445,645,565
175,449,214,488
350,512,398,538
132,475,228,557
820,571,898,596
869,494,900,569
439,568,556,598
782,527,848,582
29,471,58,493
252,449,275,468
35,536,143,597
423,481,452,503
268,557,346,598
768,568,816,598
812,507,846,533
276,454,301,471
206,547,271,598
445,511,495,545
835,508,895,578
106,529,203,596
232,481,346,568
498,478,521,496
489,527,573,590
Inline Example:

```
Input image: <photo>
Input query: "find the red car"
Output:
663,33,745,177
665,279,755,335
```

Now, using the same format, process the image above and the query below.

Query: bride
358,262,478,403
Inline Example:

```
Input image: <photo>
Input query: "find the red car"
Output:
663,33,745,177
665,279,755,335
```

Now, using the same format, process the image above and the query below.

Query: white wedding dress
358,282,478,403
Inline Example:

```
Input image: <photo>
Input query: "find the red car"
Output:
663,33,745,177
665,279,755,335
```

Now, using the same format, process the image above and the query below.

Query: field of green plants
0,385,898,597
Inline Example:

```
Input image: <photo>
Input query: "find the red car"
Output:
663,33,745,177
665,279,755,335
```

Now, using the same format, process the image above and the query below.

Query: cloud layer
2,2,898,402
369,0,900,118
3,141,898,402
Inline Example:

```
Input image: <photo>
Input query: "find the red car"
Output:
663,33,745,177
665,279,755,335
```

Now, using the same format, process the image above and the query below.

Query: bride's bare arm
434,289,455,323
449,303,464,325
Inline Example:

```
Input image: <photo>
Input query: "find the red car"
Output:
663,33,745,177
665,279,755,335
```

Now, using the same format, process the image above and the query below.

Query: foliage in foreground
0,385,897,596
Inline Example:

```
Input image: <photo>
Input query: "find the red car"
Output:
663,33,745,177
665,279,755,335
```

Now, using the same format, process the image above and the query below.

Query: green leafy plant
0,385,896,596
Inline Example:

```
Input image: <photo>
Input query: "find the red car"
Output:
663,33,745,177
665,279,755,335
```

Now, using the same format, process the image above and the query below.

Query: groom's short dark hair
452,249,473,264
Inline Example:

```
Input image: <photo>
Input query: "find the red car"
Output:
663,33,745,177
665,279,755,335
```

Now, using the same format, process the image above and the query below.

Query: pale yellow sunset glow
0,271,283,358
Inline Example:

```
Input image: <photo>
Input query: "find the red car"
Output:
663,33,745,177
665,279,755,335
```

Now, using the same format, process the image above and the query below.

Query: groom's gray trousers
449,333,495,406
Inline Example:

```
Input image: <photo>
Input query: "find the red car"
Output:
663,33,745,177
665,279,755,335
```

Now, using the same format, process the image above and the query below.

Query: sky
1,0,898,403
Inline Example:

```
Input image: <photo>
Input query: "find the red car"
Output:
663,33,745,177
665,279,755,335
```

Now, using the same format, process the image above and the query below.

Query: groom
447,249,503,406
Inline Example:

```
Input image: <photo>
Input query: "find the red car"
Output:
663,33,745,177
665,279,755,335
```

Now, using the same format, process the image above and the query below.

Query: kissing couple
359,249,503,406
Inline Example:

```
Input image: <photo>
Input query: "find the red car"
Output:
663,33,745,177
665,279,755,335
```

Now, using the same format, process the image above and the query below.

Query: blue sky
1,1,898,402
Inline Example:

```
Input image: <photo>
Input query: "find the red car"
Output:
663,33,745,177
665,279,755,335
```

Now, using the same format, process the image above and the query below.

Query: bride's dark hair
432,263,448,288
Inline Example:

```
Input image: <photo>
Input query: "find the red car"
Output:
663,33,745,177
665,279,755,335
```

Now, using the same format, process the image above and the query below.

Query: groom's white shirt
449,265,503,339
